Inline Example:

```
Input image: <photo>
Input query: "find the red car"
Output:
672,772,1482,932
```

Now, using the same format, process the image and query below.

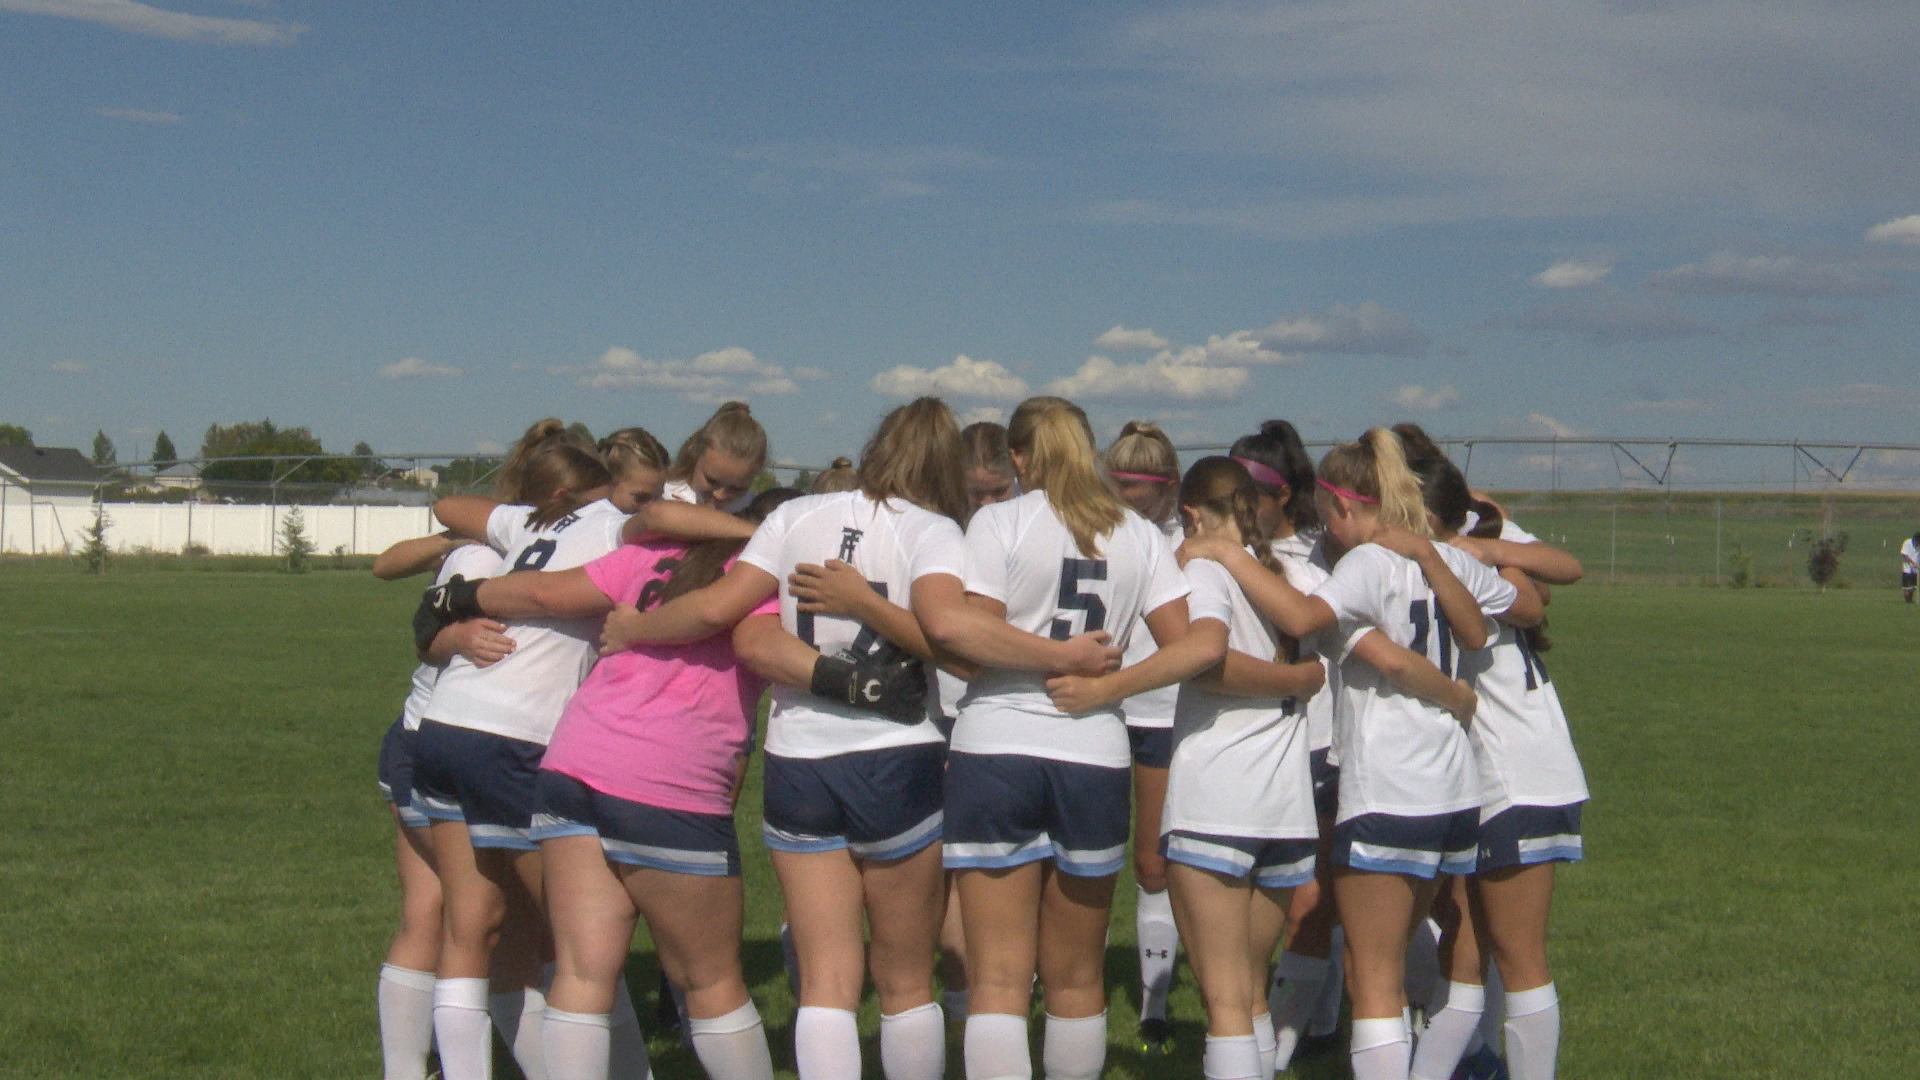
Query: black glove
412,575,485,654
809,651,928,725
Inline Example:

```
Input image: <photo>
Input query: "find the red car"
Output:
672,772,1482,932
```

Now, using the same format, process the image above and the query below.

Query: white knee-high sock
964,1012,1031,1080
1041,1012,1106,1080
433,977,494,1080
1503,983,1559,1080
794,1006,861,1080
1203,1034,1263,1080
1310,928,1345,1037
880,1002,945,1080
1136,886,1180,1022
379,965,437,1080
1251,1011,1277,1080
607,978,650,1080
544,1008,612,1080
1268,952,1328,1070
492,982,550,1080
1350,1015,1412,1080
1410,981,1485,1080
689,1001,775,1080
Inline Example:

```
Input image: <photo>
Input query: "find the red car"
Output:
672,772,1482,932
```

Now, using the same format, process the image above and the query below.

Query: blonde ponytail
1317,427,1433,538
1007,396,1124,557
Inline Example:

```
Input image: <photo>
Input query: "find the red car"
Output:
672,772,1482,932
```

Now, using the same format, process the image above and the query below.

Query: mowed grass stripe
2,562,1914,1077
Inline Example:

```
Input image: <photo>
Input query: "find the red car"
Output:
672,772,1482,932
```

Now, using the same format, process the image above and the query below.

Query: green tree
151,430,177,468
567,421,594,444
434,457,502,493
92,429,117,468
351,440,378,481
279,507,315,573
82,504,111,574
0,423,32,448
199,420,358,502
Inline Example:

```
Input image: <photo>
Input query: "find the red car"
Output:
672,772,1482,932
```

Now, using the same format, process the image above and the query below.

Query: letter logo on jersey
837,527,865,562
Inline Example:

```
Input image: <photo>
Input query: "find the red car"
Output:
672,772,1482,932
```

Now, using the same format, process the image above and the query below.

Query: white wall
0,495,439,556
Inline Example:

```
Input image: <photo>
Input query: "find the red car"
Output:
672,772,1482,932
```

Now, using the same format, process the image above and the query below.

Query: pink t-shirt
539,541,777,815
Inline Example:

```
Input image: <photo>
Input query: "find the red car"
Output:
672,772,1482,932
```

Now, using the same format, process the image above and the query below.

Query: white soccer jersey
1119,516,1184,731
738,491,961,759
1456,620,1589,819
399,543,507,731
1902,538,1919,571
1314,541,1516,821
1272,531,1338,756
954,490,1190,768
1163,555,1316,840
423,499,629,745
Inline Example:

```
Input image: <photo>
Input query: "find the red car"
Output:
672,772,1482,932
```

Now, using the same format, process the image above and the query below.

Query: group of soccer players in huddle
371,394,1588,1080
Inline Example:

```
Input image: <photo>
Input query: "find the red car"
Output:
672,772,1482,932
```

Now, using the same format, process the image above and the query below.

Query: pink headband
1316,477,1380,505
1111,470,1173,484
1231,456,1290,491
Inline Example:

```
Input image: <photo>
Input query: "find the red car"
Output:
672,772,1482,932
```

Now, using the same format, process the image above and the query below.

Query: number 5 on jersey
1049,558,1108,641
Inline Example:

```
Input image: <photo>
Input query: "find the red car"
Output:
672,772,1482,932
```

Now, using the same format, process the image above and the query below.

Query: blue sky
5,0,1918,487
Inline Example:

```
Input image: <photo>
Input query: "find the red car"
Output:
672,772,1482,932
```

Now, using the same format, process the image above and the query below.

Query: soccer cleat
1138,1017,1173,1055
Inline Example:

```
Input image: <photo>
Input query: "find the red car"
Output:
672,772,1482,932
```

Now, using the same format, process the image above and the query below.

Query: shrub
1727,544,1754,588
1801,529,1849,592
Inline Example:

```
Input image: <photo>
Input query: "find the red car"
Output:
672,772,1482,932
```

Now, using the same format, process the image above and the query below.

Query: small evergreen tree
1802,529,1849,592
82,504,111,574
151,430,177,467
280,507,315,574
92,430,117,468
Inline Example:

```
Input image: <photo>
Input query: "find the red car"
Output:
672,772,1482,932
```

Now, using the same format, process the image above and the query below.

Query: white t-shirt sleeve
1315,544,1393,632
736,502,792,578
484,502,525,554
1183,558,1237,628
907,513,966,583
962,504,1014,604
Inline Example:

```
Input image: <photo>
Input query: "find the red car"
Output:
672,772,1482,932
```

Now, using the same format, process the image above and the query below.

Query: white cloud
380,357,462,380
957,405,1007,426
1647,253,1899,298
94,106,184,124
1256,303,1427,357
1093,325,1170,352
1173,330,1293,367
1865,214,1920,245
49,360,88,373
473,439,504,455
568,346,820,404
869,355,1029,400
1386,384,1460,411
1045,354,1248,402
0,0,304,45
1532,259,1612,289
1525,413,1582,439
1093,2,1920,228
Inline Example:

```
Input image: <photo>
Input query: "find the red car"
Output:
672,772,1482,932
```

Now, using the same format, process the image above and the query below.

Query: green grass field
3,559,1916,1077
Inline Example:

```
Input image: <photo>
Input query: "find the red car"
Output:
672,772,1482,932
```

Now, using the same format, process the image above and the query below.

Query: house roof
0,446,103,485
155,462,202,478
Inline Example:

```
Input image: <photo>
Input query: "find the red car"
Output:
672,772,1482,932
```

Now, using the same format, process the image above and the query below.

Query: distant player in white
1901,532,1918,603
916,396,1188,1080
1404,455,1587,1080
1102,419,1187,1053
592,398,981,1080
661,401,767,513
410,428,630,1080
